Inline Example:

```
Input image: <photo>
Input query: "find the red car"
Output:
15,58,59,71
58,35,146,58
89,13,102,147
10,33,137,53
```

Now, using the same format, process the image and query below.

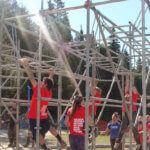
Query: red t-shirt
139,123,150,144
138,128,143,145
67,106,85,136
27,82,52,119
147,123,150,143
123,91,138,112
89,91,101,115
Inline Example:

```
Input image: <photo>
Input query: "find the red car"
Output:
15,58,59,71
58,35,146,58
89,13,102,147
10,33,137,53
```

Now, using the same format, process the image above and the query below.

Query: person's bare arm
125,75,129,93
0,120,4,124
49,68,54,84
90,80,98,96
89,80,93,96
20,58,37,87
100,128,110,135
64,115,69,127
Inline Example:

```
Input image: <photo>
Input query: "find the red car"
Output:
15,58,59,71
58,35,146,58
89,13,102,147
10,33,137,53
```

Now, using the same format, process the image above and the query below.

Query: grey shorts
69,134,85,150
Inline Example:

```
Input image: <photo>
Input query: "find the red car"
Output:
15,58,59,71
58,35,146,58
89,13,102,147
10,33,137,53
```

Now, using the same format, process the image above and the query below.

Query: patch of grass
45,131,132,149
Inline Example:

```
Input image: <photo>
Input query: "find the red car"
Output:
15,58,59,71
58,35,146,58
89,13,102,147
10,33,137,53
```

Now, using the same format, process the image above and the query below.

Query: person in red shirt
114,75,141,150
138,121,150,150
89,80,102,117
21,58,66,150
64,96,92,150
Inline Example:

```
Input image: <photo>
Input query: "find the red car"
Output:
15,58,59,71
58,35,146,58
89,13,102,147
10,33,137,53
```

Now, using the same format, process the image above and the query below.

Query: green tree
47,0,72,42
123,50,130,69
108,28,120,54
0,0,38,100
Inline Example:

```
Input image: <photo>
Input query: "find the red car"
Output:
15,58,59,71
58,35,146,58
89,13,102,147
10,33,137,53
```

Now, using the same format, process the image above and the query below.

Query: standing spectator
64,95,92,150
23,116,33,147
138,121,150,150
101,112,121,150
114,75,141,150
8,105,17,147
20,58,66,150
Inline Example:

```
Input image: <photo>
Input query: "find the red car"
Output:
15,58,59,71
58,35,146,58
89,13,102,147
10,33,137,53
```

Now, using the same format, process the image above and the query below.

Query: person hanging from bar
88,79,102,141
20,58,66,150
114,75,141,150
64,95,92,150
89,80,102,119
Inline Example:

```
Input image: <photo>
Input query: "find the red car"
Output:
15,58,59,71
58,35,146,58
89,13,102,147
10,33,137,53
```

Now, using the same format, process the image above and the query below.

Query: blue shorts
29,118,51,140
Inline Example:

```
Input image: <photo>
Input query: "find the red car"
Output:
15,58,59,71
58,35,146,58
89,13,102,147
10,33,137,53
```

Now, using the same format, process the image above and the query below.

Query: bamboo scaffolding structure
0,0,149,150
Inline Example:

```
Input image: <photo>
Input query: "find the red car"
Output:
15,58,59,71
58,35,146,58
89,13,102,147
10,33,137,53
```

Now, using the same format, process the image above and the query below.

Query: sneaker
94,127,99,137
136,144,141,150
60,140,67,148
88,134,92,143
19,58,28,63
114,142,120,150
8,143,13,147
12,143,16,147
23,143,29,147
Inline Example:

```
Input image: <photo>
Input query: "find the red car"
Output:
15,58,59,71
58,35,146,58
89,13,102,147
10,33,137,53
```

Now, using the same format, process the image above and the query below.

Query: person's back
65,96,92,150
68,106,85,136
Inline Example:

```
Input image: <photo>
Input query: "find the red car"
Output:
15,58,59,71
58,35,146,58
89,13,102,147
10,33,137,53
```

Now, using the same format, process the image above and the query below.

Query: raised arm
49,68,54,84
90,80,98,96
20,58,37,87
125,75,129,93
125,74,139,95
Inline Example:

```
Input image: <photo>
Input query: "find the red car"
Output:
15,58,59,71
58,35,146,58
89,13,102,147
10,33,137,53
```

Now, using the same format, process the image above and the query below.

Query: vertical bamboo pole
122,75,125,149
85,0,90,149
16,40,21,150
91,60,96,150
57,75,62,150
141,0,147,149
0,6,4,140
129,23,133,150
36,0,44,148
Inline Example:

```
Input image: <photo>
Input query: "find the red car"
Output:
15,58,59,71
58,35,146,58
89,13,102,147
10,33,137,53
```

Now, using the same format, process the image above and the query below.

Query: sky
16,0,149,33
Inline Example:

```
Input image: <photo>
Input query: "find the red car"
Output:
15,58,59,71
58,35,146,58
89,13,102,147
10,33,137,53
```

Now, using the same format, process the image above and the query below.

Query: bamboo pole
85,1,90,149
141,0,147,149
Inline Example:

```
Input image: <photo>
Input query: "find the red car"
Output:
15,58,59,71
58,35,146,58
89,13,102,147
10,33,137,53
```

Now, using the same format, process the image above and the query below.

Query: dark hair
69,96,83,119
44,78,54,91
138,121,143,125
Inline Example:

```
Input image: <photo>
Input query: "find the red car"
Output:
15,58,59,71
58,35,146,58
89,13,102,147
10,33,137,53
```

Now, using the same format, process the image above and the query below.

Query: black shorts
29,118,51,140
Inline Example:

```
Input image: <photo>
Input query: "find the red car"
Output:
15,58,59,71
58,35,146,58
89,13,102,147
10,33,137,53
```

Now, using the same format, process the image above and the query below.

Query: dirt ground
0,129,61,150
